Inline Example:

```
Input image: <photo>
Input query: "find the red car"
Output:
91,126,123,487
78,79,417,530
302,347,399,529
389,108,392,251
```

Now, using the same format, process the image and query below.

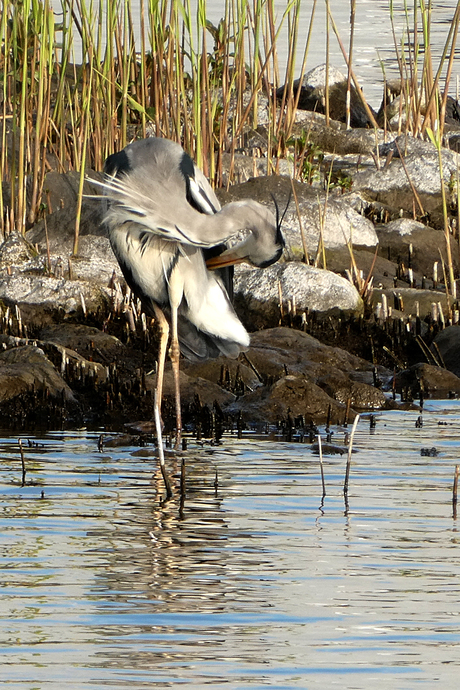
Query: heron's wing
93,174,204,245
189,164,221,215
177,316,243,361
95,169,234,248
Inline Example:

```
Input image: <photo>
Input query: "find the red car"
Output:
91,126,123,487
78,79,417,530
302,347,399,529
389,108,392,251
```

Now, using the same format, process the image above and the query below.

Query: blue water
1,401,460,688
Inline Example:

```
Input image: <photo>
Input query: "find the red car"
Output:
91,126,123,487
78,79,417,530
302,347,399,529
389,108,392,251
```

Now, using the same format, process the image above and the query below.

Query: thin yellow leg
153,305,169,407
169,304,182,450
152,304,173,499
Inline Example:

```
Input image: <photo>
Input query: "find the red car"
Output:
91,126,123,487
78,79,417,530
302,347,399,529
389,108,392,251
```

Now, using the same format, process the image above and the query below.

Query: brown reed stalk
290,177,309,264
346,0,356,129
325,0,330,127
326,7,378,129
283,0,316,137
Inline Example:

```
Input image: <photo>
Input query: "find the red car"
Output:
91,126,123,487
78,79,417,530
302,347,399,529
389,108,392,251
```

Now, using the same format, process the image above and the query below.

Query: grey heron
98,137,285,497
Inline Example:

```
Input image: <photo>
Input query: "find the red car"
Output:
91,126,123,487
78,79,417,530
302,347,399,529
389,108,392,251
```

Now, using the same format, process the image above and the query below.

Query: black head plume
271,192,291,247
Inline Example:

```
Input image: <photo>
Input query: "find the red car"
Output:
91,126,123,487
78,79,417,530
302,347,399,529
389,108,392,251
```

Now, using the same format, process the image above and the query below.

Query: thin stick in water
344,414,360,500
453,464,459,519
18,439,26,486
179,457,186,518
317,434,326,499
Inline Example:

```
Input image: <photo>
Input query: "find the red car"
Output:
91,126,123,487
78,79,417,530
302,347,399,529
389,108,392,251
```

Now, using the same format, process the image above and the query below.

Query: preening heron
98,137,285,496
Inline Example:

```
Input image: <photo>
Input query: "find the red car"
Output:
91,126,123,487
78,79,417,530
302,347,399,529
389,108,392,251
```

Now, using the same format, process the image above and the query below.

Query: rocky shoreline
2,70,460,436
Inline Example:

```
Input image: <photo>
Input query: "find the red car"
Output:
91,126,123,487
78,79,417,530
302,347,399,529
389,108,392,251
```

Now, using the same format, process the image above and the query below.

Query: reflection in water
1,404,460,688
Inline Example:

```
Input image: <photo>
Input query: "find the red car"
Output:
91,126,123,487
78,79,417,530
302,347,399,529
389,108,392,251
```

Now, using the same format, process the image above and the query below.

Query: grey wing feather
189,165,221,215
95,171,232,248
94,175,206,245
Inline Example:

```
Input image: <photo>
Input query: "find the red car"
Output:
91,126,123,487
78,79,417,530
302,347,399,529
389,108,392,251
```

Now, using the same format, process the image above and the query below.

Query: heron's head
244,201,285,267
206,198,287,270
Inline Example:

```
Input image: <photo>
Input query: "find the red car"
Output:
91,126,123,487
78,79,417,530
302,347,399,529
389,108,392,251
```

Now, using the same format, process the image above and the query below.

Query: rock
276,64,375,128
0,344,75,402
174,327,391,425
374,83,460,130
375,218,459,278
288,110,383,156
218,176,378,259
220,152,294,185
244,327,384,384
147,368,236,408
40,169,97,215
0,334,108,386
63,236,119,285
39,323,125,363
102,433,139,447
395,362,460,399
372,286,455,320
352,134,460,220
282,188,378,258
234,262,363,329
324,246,398,290
311,442,348,455
19,233,119,287
28,170,104,242
0,233,38,270
226,374,352,425
420,447,438,457
0,274,112,326
431,325,460,376
318,370,386,409
254,110,385,159
182,357,260,394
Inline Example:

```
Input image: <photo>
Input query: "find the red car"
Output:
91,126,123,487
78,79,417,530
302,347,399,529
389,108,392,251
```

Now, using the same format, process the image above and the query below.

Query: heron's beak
205,252,248,269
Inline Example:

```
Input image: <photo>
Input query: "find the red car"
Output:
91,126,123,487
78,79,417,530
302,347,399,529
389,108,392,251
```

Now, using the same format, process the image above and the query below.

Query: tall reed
0,0,311,243
2,0,460,252
386,0,460,137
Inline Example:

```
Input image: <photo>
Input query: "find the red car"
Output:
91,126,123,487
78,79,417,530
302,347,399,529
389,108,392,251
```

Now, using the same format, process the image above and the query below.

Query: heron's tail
177,316,249,362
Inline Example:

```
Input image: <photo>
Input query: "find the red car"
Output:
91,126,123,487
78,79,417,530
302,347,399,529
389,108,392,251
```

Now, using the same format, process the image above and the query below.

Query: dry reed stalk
346,0,356,130
279,0,316,138
420,2,460,137
290,177,309,264
325,0,330,127
326,6,378,129
180,457,186,502
393,139,425,216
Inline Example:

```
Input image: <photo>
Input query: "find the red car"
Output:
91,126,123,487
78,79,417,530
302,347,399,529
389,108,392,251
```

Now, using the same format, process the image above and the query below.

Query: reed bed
386,0,460,138
0,0,459,256
0,0,310,240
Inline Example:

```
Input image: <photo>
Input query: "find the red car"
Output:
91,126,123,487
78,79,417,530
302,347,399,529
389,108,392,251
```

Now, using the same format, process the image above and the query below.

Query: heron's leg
152,305,169,407
152,305,173,499
169,303,182,450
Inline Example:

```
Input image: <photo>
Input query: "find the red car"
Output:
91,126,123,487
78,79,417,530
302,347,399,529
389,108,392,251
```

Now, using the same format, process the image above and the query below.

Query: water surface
2,401,460,688
50,0,460,108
